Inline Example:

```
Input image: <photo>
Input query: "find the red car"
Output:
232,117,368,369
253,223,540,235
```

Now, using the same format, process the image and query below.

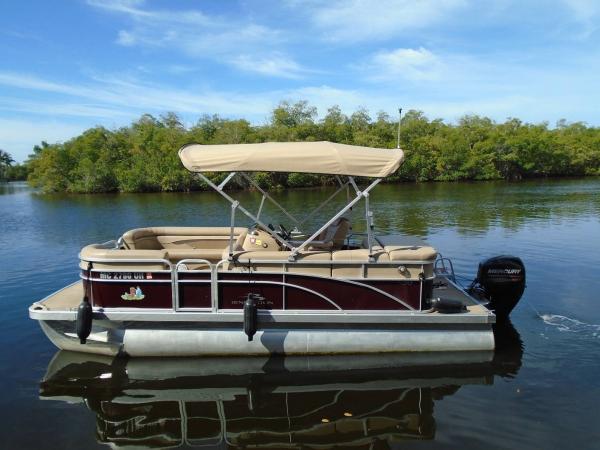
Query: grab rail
434,255,456,282
175,259,213,311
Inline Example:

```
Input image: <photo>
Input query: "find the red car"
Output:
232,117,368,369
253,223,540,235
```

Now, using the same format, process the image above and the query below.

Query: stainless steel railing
80,255,435,312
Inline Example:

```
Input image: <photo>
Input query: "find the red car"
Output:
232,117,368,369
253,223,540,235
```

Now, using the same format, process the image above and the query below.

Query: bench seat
122,227,248,251
331,246,437,279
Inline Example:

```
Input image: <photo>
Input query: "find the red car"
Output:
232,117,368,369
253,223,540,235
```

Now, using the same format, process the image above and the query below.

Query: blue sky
1,0,599,161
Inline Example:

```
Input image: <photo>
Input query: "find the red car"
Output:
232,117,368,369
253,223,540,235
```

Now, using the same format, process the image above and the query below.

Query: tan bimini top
179,141,404,177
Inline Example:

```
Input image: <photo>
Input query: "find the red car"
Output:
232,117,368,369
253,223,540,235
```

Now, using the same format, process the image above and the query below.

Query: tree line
10,101,600,192
0,150,28,181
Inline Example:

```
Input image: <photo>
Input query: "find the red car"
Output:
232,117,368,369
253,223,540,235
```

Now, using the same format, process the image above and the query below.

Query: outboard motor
470,256,526,320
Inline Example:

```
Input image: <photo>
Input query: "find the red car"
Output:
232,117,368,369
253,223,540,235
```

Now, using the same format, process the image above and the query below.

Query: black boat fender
244,293,262,341
432,297,467,314
76,296,93,344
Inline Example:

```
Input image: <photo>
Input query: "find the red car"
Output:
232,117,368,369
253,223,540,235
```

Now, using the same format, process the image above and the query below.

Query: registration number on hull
98,272,149,280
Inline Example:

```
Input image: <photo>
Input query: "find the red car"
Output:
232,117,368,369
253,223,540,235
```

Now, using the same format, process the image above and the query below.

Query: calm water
1,179,599,449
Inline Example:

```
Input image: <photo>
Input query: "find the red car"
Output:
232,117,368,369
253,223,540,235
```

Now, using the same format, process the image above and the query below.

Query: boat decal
121,286,145,301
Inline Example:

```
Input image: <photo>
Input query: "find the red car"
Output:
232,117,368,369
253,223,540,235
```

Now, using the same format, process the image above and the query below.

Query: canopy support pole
348,177,360,195
239,172,300,227
229,201,239,259
256,194,266,221
218,172,237,190
196,173,292,250
291,178,381,258
299,180,351,227
365,193,374,261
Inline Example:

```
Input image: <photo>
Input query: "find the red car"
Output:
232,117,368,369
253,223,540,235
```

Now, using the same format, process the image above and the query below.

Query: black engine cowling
470,256,526,320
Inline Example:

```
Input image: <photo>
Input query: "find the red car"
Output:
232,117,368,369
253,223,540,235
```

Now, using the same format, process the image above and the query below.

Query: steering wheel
278,223,291,240
251,222,275,232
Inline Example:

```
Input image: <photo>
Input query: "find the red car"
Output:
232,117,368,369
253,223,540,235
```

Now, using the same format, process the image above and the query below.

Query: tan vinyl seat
167,229,249,265
308,217,351,250
122,228,162,250
82,227,251,270
332,248,390,278
122,227,248,250
385,245,437,261
331,245,437,279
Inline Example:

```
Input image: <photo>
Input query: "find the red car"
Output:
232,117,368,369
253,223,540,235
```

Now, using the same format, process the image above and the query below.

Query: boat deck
33,282,83,311
433,277,479,304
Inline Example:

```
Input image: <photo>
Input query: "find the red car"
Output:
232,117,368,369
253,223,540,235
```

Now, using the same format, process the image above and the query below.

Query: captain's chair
308,217,351,250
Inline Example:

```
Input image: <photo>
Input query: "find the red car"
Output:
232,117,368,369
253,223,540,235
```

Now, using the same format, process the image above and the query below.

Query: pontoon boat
29,141,526,356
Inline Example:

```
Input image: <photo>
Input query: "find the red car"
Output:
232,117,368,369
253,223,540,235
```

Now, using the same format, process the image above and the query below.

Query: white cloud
79,73,275,115
293,0,467,42
116,30,136,46
87,0,304,78
366,47,444,81
166,65,197,75
562,0,600,21
416,96,536,120
171,24,280,58
0,97,129,119
0,70,275,118
229,53,311,79
283,85,366,112
561,0,600,36
87,0,212,26
0,72,98,98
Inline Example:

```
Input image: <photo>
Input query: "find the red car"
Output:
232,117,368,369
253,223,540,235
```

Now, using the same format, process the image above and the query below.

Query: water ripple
540,314,600,338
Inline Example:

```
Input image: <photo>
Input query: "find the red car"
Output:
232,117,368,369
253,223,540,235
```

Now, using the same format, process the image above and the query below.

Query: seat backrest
315,217,350,249
122,227,248,250
122,228,161,250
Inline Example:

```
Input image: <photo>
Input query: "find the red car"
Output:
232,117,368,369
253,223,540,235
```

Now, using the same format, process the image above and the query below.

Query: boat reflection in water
39,322,522,449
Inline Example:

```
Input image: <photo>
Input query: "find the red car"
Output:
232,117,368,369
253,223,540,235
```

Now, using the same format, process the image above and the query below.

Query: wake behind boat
29,141,526,356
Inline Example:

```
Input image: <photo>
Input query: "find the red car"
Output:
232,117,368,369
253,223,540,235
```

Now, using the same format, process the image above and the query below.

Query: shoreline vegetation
0,150,28,182
6,101,600,193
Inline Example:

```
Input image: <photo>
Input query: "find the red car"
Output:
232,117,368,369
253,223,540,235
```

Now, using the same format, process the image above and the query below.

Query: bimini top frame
178,141,405,261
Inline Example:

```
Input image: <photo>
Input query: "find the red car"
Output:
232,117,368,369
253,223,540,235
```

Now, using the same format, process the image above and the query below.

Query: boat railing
81,256,435,313
213,259,421,311
434,254,456,282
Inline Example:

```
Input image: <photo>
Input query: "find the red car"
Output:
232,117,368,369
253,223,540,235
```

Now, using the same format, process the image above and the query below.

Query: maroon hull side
217,273,424,310
178,272,212,308
91,280,173,308
84,270,431,311
86,270,173,308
